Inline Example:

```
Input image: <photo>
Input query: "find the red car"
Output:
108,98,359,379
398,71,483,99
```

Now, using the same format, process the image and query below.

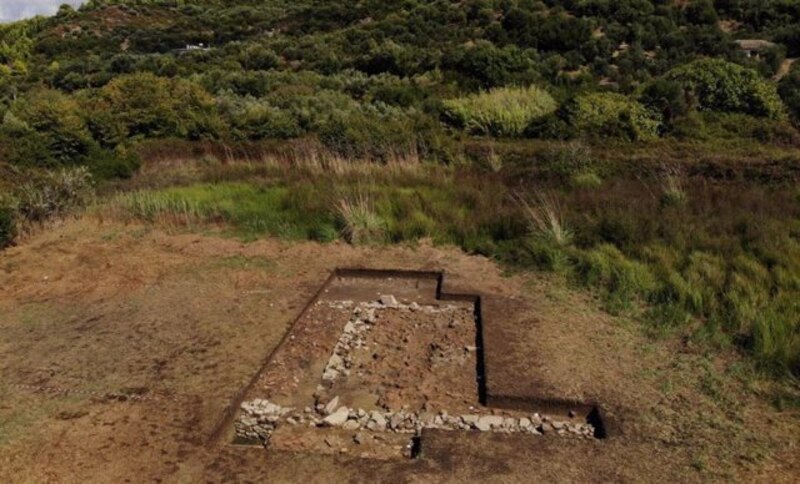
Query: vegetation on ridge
0,1,799,379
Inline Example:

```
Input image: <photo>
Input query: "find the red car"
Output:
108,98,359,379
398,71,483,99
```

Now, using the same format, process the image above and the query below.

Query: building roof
734,39,777,51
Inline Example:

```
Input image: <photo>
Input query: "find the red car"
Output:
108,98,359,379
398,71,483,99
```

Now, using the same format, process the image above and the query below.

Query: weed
15,167,94,222
336,193,387,245
516,192,572,246
0,198,16,248
574,244,656,314
539,140,594,178
658,164,688,207
97,167,800,378
752,300,800,376
571,172,603,188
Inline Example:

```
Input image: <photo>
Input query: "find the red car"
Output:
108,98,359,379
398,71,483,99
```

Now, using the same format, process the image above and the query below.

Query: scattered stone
390,413,405,430
369,411,387,430
236,300,598,443
324,396,340,415
461,415,479,427
322,406,350,426
343,420,360,430
475,415,504,431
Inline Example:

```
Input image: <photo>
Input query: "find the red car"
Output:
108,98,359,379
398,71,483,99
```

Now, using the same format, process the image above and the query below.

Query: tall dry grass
515,191,572,246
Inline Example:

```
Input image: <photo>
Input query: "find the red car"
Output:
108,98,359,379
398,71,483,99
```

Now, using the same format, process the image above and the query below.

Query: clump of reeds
336,192,387,245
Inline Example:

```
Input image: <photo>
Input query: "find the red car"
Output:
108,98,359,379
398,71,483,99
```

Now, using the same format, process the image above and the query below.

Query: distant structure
173,43,213,54
734,39,777,58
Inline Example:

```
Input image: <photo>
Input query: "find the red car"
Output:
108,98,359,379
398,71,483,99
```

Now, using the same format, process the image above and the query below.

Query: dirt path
774,58,797,80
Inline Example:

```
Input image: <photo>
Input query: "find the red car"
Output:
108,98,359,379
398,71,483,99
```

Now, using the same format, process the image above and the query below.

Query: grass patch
442,86,557,137
103,170,800,379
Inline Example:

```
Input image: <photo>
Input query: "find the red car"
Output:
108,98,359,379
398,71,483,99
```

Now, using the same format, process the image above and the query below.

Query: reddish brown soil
247,303,352,408
0,218,798,482
336,304,477,413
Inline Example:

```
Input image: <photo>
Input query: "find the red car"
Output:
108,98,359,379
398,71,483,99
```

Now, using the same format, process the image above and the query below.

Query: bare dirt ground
1,217,799,482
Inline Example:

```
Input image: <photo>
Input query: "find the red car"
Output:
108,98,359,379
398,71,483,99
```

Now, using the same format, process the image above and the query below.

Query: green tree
0,88,94,166
98,72,221,139
664,58,787,119
565,92,662,141
779,68,800,125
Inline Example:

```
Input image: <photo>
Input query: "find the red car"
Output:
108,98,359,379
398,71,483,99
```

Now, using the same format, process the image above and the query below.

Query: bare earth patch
0,217,798,482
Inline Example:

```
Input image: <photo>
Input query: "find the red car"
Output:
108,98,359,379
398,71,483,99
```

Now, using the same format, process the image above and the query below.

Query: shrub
0,88,95,166
721,255,772,336
571,172,603,188
14,166,93,222
573,244,657,313
0,200,16,248
527,236,571,273
778,69,800,125
85,146,141,180
564,92,661,141
664,58,787,120
516,192,572,246
682,251,727,316
442,85,557,137
217,93,302,140
702,112,800,145
639,79,688,125
525,112,576,139
444,41,537,89
752,298,800,376
317,107,421,160
538,140,594,177
658,165,688,207
98,72,221,139
336,193,387,245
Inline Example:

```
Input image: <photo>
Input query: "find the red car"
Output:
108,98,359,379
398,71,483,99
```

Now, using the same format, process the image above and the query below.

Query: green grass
442,86,558,137
105,173,800,379
110,183,338,241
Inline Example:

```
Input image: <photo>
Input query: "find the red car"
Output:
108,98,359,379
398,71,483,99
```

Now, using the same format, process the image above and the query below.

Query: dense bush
563,93,661,141
14,166,93,221
442,86,557,137
0,200,16,248
639,79,689,126
96,72,221,139
664,59,787,120
0,88,94,167
536,141,595,178
779,68,800,125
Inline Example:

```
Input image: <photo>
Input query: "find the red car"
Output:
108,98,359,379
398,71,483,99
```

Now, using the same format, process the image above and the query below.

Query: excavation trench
222,269,607,459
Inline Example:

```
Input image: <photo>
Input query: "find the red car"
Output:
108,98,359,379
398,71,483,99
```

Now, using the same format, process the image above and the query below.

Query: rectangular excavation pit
225,269,605,459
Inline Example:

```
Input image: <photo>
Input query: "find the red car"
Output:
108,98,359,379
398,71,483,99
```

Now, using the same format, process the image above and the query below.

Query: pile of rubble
236,397,596,442
321,304,378,382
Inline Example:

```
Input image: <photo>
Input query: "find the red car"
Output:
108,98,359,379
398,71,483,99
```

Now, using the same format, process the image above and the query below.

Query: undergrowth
102,165,800,378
